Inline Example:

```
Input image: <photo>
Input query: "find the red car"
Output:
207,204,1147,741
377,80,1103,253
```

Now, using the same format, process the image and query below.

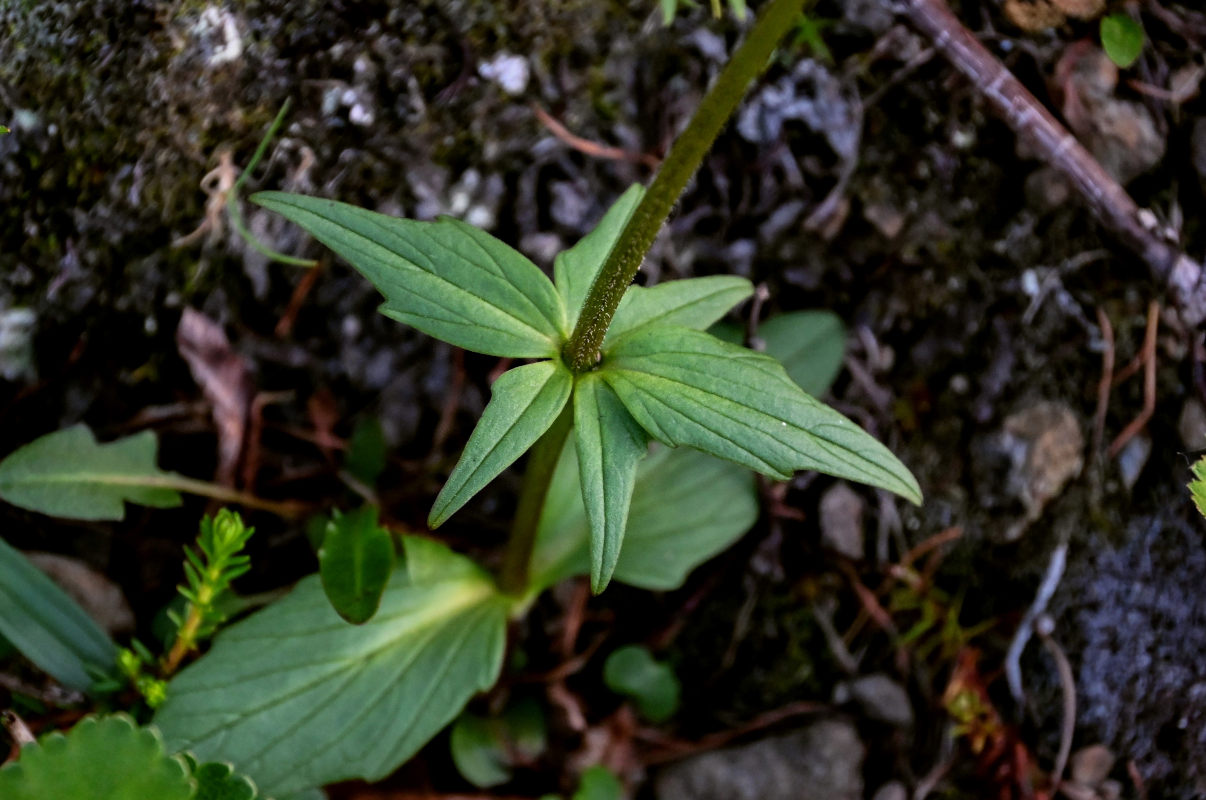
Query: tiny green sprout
1189,456,1206,518
117,642,169,708
162,510,254,674
1100,13,1145,69
0,125,9,135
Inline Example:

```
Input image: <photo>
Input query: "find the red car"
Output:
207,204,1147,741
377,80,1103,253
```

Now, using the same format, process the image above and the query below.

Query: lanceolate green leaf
0,426,181,521
252,192,566,357
155,536,509,797
603,326,921,503
604,275,753,346
530,444,758,592
0,538,118,690
757,310,845,397
318,507,396,624
573,374,649,594
430,361,573,527
554,185,644,332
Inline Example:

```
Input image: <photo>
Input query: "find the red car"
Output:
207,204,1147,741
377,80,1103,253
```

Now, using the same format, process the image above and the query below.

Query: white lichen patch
194,6,244,67
477,53,530,96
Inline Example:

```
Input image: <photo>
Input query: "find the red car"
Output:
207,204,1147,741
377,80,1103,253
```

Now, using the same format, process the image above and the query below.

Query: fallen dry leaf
176,308,255,487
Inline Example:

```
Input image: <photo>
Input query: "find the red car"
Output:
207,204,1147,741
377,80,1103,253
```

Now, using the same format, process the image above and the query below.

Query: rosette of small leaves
253,182,919,594
117,641,169,708
163,510,254,674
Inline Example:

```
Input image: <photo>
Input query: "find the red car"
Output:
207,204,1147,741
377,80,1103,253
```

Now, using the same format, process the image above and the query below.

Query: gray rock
0,307,36,382
1041,508,1206,798
1069,743,1115,787
1179,399,1206,453
820,482,865,560
977,401,1084,541
871,781,907,800
847,674,913,728
654,719,863,800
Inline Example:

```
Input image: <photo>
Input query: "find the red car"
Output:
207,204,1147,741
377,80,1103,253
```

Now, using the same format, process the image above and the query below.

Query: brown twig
898,0,1206,325
1037,616,1076,795
1091,308,1115,457
531,104,661,169
635,700,829,765
902,525,962,568
1108,301,1159,458
431,348,466,455
1127,759,1149,800
274,259,324,339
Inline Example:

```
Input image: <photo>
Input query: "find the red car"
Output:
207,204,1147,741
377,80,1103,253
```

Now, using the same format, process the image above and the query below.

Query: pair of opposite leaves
252,185,921,593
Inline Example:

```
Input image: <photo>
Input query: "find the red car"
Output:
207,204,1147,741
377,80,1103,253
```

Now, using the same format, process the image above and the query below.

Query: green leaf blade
252,192,565,357
1101,13,1145,69
573,374,649,594
554,185,644,332
0,538,118,690
318,507,396,624
155,536,509,796
1189,456,1206,518
0,715,193,800
531,444,758,592
603,645,680,723
450,714,513,789
604,327,921,504
573,766,624,800
430,360,573,527
0,426,181,520
345,417,387,486
189,759,259,800
604,275,754,346
757,310,846,397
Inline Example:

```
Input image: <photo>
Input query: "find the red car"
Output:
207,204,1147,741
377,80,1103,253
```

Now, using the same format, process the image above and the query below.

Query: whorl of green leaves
169,511,254,659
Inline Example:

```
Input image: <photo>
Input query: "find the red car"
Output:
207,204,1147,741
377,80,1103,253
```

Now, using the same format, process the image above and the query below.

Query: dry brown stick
531,104,662,169
1037,616,1076,795
899,0,1206,326
1108,300,1159,457
635,699,829,765
1091,307,1115,457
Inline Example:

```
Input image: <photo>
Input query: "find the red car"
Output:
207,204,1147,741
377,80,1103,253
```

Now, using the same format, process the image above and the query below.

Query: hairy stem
500,403,574,596
562,0,805,372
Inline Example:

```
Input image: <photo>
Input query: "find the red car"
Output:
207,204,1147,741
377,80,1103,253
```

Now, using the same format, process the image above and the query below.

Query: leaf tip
589,568,613,596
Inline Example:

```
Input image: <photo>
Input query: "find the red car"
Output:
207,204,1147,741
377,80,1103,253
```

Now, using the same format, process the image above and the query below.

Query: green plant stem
228,98,319,268
562,0,804,372
161,599,206,676
499,403,573,596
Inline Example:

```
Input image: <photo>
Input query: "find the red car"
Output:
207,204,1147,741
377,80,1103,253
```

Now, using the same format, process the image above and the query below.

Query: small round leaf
1100,14,1145,69
603,645,680,723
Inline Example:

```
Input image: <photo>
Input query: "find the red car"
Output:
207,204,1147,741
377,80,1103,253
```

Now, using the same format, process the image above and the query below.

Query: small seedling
316,507,396,624
1100,13,1145,69
162,510,255,674
1189,455,1206,518
603,645,680,722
